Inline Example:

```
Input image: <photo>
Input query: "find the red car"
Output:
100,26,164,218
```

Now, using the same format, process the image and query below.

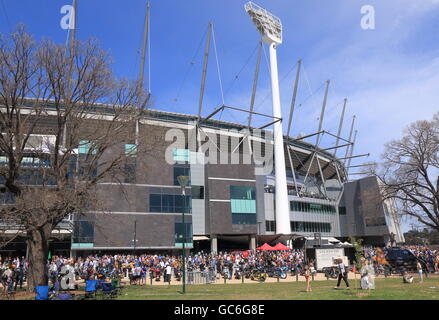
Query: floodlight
245,1,282,44
244,2,291,235
177,175,190,187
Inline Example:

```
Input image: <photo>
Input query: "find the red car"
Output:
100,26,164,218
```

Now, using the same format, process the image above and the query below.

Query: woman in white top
416,261,423,283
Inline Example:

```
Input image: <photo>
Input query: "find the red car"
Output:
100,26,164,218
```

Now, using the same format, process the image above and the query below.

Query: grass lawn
116,276,439,300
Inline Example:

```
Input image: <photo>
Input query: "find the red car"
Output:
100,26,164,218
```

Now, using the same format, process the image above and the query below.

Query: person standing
334,258,350,290
165,262,172,284
416,261,423,283
304,265,312,292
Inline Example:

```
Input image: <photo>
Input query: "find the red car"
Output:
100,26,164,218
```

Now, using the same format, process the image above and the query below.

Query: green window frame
125,144,137,157
79,140,97,155
173,149,190,162
230,186,256,224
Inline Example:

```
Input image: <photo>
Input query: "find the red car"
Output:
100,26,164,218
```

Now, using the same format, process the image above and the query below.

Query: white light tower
245,2,291,234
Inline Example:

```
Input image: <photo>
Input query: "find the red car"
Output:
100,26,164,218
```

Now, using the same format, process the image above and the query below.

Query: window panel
191,186,204,199
125,144,137,157
173,149,190,162
290,221,331,233
79,140,97,155
149,194,191,213
175,222,193,243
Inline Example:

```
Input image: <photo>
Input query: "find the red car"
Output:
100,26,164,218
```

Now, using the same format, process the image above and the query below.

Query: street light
245,2,291,234
131,219,138,255
177,175,190,294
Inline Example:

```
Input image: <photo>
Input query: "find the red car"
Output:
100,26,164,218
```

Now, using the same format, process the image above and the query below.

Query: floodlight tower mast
245,2,291,234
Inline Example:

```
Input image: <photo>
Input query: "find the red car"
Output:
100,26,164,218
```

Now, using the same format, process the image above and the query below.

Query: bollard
242,275,244,284
224,276,227,284
150,274,153,286
296,273,298,282
277,275,280,282
312,273,315,281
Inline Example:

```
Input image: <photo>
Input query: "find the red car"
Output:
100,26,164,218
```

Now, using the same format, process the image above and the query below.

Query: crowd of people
0,256,27,292
1,245,438,292
363,245,439,273
46,249,308,284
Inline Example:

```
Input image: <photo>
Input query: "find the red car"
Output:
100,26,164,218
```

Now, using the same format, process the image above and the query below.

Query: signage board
315,248,346,270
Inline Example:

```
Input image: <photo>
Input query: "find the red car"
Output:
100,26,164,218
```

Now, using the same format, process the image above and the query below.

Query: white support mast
245,2,291,234
135,1,151,146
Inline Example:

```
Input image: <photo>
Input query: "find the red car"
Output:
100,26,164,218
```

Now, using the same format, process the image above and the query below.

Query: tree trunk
26,226,51,292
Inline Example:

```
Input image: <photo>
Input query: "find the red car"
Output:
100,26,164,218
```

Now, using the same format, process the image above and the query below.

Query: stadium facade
0,107,405,257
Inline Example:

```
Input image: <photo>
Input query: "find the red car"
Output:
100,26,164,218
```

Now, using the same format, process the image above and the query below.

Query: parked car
385,248,428,274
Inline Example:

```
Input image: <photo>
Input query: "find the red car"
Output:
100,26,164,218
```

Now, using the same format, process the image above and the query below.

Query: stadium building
0,2,405,257
0,106,404,257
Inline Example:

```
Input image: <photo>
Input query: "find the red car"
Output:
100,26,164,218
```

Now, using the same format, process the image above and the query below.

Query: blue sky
2,0,439,230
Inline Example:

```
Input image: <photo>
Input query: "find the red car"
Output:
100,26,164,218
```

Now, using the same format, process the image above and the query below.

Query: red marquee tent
256,243,275,251
272,243,291,251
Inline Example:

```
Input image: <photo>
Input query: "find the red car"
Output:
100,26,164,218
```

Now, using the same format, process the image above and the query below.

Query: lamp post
245,2,291,234
132,220,138,255
177,175,190,294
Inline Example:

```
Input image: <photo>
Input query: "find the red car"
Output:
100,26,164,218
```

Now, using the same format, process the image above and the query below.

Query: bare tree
0,26,149,291
376,112,439,232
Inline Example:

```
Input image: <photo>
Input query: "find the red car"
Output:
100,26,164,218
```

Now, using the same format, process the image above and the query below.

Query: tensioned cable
222,42,260,101
211,24,224,107
1,0,11,33
173,26,209,104
253,57,299,113
147,5,151,94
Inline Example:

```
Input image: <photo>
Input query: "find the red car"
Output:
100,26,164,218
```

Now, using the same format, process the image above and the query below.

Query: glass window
232,213,257,225
290,221,331,233
191,186,204,199
230,186,256,223
125,144,137,157
290,201,336,215
149,194,191,213
124,160,136,183
173,149,190,162
265,221,276,232
79,140,97,155
73,220,94,243
175,222,193,244
230,186,255,200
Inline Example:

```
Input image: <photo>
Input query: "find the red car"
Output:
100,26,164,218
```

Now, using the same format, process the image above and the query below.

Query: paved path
120,272,394,286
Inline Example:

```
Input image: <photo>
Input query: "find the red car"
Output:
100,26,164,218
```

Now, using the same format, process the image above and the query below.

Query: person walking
334,258,350,290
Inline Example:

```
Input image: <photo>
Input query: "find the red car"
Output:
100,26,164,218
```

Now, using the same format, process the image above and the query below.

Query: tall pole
136,1,150,146
316,80,330,146
248,41,262,128
286,59,302,137
269,42,291,235
133,220,137,254
139,1,150,91
334,98,347,157
63,0,77,148
344,115,356,166
197,22,212,120
346,130,358,179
